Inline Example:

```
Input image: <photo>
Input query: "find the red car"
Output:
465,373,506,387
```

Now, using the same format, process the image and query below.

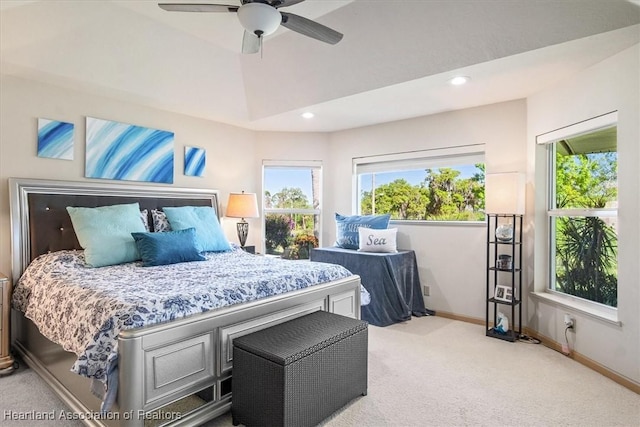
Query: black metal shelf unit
486,214,523,342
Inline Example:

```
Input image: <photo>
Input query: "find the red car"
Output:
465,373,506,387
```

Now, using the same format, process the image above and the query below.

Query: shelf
489,267,521,273
486,214,523,343
486,328,518,342
489,240,522,245
488,297,521,306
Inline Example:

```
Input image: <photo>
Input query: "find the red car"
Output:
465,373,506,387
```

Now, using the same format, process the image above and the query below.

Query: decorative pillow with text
358,227,398,253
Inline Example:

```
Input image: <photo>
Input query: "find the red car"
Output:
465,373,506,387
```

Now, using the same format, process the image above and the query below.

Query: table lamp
226,191,259,247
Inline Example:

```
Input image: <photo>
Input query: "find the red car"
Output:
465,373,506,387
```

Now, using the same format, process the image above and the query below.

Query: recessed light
301,112,314,119
450,76,470,86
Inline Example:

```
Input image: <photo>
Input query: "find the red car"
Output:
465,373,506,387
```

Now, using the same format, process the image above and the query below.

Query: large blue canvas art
86,117,174,184
38,118,74,160
184,146,205,177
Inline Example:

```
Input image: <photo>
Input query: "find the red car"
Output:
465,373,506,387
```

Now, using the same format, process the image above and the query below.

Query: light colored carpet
1,316,638,426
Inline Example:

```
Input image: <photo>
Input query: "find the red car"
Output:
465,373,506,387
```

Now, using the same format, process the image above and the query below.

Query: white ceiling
1,0,639,132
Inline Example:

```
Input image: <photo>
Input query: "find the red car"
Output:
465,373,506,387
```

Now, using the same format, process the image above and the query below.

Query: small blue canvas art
38,118,74,160
85,117,174,184
184,146,205,177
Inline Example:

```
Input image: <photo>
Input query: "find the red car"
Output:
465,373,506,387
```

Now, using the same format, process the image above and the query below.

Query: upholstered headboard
9,178,221,281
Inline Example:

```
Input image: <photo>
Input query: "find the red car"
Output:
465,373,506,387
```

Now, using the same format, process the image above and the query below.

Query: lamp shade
485,172,525,215
226,192,259,219
237,2,281,37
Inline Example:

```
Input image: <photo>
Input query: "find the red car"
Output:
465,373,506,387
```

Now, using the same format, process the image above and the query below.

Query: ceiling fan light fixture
237,3,281,37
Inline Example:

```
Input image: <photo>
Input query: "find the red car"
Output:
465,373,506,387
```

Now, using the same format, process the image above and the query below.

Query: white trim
353,144,485,164
530,291,620,326
536,111,618,145
353,144,484,174
264,208,320,215
390,219,485,227
548,208,618,217
262,159,322,168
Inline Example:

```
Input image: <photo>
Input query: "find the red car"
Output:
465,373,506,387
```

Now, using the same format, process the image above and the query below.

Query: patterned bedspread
12,248,357,382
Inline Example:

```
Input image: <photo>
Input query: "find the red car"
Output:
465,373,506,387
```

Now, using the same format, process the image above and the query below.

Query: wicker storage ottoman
231,310,368,427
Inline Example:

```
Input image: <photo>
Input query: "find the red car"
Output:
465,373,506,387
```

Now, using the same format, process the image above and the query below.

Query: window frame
262,160,323,254
536,111,619,317
352,144,486,224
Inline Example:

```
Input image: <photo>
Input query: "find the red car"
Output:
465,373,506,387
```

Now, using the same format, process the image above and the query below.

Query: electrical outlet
423,285,430,296
564,313,575,330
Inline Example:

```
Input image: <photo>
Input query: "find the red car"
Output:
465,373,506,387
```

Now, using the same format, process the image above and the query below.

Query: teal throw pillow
335,213,391,250
163,206,231,252
66,202,146,267
131,228,206,266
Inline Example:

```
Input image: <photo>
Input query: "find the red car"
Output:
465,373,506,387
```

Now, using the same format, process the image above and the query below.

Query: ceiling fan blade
158,3,239,13
271,0,306,8
280,12,343,45
242,31,260,54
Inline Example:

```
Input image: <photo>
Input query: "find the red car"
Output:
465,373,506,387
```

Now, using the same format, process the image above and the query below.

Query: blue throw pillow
131,228,206,267
335,213,391,250
163,206,231,252
66,202,146,267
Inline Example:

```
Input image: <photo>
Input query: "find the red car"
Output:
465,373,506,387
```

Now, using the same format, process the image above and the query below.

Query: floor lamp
485,171,525,240
484,172,525,216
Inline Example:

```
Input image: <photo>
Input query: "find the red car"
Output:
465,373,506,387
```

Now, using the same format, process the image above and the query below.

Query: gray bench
231,310,368,427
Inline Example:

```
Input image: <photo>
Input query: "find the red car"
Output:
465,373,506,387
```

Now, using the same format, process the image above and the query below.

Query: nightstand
240,246,256,254
0,273,16,375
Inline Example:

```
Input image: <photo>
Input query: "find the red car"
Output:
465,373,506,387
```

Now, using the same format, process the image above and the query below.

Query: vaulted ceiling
1,0,639,132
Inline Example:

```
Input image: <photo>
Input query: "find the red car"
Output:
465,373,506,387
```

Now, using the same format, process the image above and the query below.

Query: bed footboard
13,275,361,427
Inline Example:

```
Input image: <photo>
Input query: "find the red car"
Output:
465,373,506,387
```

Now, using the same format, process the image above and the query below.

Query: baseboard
433,312,639,395
522,327,640,395
435,311,485,326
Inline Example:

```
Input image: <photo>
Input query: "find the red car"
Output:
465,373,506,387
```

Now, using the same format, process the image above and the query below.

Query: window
262,161,321,258
354,146,485,221
541,113,618,307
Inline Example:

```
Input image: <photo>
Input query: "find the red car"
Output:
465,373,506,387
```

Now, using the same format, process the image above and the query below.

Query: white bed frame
9,178,361,427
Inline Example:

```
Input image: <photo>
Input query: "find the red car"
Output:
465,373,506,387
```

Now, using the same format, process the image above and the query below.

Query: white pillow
358,227,398,253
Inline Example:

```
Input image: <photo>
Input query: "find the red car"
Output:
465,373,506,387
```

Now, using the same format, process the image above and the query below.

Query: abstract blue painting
86,117,174,184
184,146,206,177
38,118,74,160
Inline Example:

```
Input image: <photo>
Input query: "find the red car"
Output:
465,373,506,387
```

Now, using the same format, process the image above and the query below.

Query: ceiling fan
158,0,343,54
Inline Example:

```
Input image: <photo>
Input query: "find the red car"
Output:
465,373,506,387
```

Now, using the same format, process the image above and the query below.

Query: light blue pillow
66,202,146,267
163,206,231,252
335,213,391,250
131,228,206,266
